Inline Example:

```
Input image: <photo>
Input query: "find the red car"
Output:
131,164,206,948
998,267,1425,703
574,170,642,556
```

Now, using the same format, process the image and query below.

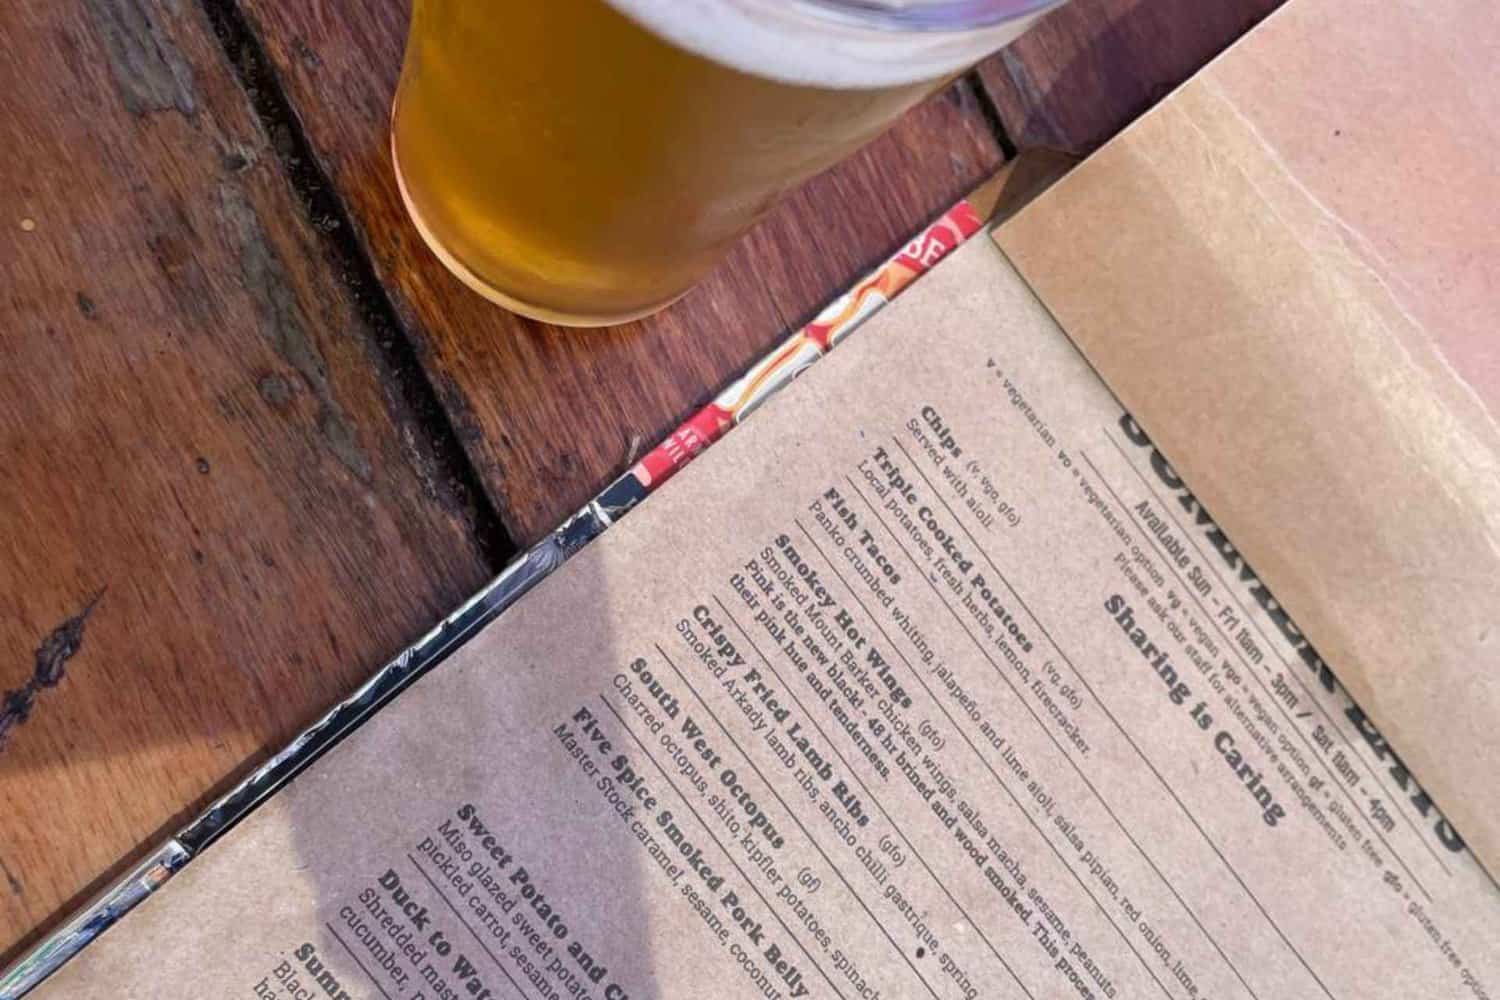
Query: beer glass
392,0,1056,326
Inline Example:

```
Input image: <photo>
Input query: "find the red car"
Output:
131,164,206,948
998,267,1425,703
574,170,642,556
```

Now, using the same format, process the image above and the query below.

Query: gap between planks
197,0,518,571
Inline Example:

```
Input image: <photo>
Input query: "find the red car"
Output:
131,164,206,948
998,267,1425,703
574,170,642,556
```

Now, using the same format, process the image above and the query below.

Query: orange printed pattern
631,202,983,490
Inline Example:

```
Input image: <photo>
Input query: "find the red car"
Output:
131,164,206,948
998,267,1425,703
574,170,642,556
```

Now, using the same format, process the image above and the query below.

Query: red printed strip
630,200,985,491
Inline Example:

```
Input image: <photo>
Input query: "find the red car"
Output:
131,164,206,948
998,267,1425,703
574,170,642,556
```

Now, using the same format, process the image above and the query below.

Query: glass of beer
391,0,1056,327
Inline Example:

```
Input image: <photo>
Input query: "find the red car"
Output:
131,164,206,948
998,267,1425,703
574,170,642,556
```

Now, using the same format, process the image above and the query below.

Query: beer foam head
605,0,1059,89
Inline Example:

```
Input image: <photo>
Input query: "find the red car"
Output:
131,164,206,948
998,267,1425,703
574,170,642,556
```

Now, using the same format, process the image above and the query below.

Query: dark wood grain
976,0,1286,155
0,0,494,959
235,0,1008,545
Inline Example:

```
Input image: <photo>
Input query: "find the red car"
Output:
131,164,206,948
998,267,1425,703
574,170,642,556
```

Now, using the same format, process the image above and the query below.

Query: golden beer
392,0,1049,326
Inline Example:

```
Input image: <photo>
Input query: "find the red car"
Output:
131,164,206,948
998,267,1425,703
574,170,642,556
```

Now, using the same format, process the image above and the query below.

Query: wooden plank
0,0,494,960
235,0,1008,544
975,0,1286,156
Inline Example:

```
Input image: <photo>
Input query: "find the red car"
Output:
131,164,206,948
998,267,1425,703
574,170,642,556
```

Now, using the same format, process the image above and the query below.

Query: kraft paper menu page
995,0,1500,886
37,240,1499,999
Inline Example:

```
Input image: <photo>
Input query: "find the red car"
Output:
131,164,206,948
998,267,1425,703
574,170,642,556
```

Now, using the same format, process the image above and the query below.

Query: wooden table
0,0,1282,963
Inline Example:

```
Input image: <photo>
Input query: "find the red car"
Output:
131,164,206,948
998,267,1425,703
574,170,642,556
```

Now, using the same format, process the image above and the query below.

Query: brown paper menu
31,233,1500,999
995,0,1500,885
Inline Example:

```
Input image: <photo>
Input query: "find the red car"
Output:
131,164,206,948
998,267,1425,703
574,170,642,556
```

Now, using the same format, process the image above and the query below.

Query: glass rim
796,0,1060,31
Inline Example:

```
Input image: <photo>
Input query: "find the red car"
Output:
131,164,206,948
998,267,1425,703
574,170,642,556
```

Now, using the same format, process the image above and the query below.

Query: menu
33,238,1499,999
